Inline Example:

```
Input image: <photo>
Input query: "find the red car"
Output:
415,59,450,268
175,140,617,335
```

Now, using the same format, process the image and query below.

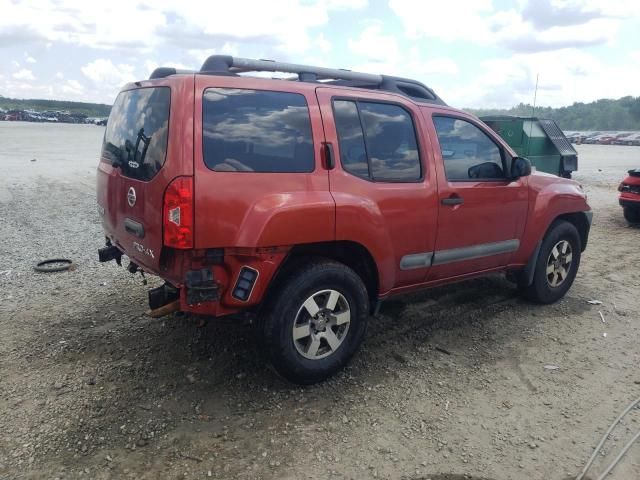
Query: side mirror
511,156,532,179
468,161,504,179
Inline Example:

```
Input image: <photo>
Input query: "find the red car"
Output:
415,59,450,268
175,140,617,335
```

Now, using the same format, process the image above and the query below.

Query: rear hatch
96,77,194,275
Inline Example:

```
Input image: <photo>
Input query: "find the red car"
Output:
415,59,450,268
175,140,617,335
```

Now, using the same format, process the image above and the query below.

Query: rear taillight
163,176,194,249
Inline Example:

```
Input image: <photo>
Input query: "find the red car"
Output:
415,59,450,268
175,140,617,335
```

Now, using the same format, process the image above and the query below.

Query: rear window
202,88,314,173
101,87,170,181
333,99,421,182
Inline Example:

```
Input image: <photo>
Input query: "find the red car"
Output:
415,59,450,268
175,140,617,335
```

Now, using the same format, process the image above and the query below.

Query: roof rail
149,67,195,79
148,55,446,105
199,55,446,105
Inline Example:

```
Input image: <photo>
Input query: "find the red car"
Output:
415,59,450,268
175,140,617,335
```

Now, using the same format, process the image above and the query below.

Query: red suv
97,56,592,384
619,168,640,223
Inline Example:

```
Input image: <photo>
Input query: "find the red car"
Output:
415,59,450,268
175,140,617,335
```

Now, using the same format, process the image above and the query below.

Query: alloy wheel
292,289,351,360
546,240,573,287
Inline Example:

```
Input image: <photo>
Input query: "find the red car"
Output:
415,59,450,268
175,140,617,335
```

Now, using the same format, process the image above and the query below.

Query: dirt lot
0,124,639,480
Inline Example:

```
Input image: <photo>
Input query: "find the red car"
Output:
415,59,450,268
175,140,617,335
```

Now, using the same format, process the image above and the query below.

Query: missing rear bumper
185,268,219,305
148,282,179,310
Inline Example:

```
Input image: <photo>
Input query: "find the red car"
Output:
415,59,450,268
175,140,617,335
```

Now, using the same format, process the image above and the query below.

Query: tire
520,220,581,304
260,259,369,385
623,206,640,224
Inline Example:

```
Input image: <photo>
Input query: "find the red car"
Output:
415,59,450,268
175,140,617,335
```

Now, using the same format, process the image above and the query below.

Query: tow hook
98,243,122,265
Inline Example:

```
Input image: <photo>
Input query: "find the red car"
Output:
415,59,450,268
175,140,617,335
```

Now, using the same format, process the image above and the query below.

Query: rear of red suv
96,75,195,292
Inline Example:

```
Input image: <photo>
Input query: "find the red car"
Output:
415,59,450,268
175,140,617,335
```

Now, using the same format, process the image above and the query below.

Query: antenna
527,73,539,157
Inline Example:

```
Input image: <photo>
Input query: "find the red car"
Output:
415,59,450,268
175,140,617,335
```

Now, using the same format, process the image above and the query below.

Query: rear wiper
134,128,152,165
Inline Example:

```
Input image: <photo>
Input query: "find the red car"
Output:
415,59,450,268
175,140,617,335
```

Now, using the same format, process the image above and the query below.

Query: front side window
102,87,170,181
333,100,421,182
433,116,505,181
202,88,314,173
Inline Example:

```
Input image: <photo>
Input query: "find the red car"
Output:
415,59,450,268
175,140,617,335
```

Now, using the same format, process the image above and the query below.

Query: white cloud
25,54,36,63
449,49,640,109
421,58,459,76
347,24,458,93
315,33,331,55
348,23,400,61
188,43,239,66
55,72,64,79
389,0,495,43
12,69,35,81
81,59,135,93
390,0,639,53
62,79,85,95
144,60,159,77
0,0,366,55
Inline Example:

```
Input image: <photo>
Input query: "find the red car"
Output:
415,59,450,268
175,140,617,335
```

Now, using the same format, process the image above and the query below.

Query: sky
0,0,639,109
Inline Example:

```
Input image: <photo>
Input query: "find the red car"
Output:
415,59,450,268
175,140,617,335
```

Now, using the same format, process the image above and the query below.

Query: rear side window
202,88,314,173
102,87,170,181
332,100,369,177
433,116,505,181
333,100,421,182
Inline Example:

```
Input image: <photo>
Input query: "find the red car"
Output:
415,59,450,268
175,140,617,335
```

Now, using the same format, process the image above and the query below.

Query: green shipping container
480,116,578,178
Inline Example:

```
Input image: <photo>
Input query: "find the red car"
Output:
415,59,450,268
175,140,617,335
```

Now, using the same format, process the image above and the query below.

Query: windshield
101,87,170,181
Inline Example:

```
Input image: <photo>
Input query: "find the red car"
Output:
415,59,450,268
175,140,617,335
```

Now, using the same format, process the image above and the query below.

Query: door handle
441,196,464,206
322,142,335,170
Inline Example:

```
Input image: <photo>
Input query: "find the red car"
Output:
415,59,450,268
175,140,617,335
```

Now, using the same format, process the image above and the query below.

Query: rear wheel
623,206,640,224
521,220,581,304
261,260,369,384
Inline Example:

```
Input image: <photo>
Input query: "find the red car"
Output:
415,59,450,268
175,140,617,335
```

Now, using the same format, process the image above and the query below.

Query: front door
424,113,529,281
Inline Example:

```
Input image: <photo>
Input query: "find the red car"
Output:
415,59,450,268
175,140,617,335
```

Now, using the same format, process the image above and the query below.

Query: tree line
0,96,111,117
468,96,640,131
3,94,640,131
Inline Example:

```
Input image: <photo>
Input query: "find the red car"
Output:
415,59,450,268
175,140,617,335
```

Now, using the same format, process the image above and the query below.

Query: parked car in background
598,133,625,145
614,133,640,146
96,55,593,384
619,169,640,224
581,132,602,144
608,132,633,144
566,132,584,144
585,133,613,144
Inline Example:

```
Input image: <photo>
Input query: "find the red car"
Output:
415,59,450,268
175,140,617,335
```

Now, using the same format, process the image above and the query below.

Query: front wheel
260,260,369,385
520,220,581,304
623,206,640,224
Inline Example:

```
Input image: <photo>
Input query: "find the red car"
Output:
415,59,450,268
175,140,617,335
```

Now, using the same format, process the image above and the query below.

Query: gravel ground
0,123,639,480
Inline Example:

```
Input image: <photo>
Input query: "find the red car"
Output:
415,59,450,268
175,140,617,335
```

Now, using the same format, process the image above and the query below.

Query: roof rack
150,55,446,105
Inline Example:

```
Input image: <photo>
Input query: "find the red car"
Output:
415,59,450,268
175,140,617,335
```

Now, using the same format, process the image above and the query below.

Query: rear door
315,87,439,292
424,112,529,281
192,76,333,249
96,76,194,272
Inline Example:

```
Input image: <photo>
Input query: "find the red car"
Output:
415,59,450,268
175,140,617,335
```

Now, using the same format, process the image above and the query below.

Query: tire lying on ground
260,259,369,385
34,258,74,273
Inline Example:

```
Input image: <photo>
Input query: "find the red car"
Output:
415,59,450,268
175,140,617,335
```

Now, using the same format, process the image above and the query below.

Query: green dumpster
480,116,577,178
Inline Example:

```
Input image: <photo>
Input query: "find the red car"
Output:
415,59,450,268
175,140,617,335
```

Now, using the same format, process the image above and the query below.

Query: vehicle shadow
40,273,582,477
